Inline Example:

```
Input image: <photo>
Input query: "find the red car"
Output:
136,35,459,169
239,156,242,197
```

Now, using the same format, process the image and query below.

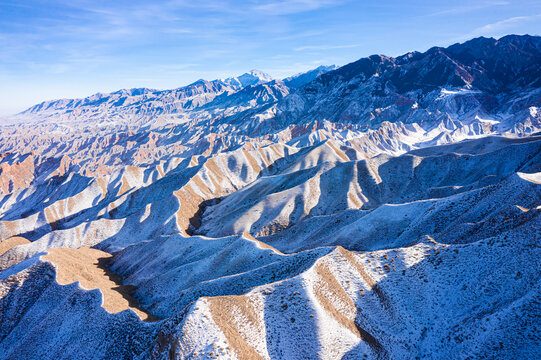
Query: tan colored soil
208,295,263,360
42,247,156,321
0,236,30,256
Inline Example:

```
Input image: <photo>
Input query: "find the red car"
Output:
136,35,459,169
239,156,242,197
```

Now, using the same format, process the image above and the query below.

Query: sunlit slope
0,135,539,360
0,144,299,269
140,231,539,359
196,135,541,249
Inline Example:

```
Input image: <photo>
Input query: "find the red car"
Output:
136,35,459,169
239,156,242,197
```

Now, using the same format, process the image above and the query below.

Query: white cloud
474,15,541,33
162,28,194,34
294,44,359,51
274,30,325,41
428,1,509,16
457,14,541,40
253,0,345,15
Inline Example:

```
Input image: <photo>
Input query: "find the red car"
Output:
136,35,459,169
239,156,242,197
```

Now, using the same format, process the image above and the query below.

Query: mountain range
0,35,540,359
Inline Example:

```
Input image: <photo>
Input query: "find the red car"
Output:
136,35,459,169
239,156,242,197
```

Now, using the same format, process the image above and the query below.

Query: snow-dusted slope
195,135,541,245
1,133,538,359
1,35,540,360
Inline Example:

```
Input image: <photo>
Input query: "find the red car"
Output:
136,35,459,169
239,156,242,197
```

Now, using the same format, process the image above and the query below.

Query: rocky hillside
0,35,540,360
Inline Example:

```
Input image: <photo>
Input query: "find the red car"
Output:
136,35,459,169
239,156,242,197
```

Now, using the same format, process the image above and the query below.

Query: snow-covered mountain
17,36,541,136
266,35,541,135
223,69,275,88
20,69,277,123
0,35,540,359
283,65,338,88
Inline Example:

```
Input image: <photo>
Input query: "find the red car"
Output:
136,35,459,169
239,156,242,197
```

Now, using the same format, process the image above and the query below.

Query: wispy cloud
456,14,541,41
155,63,200,71
274,30,325,41
294,44,359,51
2,0,540,113
265,59,335,78
428,1,509,16
253,0,345,15
162,28,194,34
25,62,71,75
474,14,541,33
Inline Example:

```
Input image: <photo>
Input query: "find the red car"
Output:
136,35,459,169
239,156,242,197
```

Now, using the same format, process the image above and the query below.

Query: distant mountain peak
282,65,337,89
223,69,273,88
246,69,272,78
16,34,541,134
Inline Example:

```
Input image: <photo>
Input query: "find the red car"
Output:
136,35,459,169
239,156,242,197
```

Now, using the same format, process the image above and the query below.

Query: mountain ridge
13,35,540,143
0,34,540,360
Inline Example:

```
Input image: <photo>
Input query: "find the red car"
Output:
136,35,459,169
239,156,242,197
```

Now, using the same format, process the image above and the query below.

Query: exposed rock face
269,35,541,133
0,35,540,359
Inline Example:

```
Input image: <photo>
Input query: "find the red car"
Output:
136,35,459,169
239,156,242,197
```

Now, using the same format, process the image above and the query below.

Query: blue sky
0,0,540,114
